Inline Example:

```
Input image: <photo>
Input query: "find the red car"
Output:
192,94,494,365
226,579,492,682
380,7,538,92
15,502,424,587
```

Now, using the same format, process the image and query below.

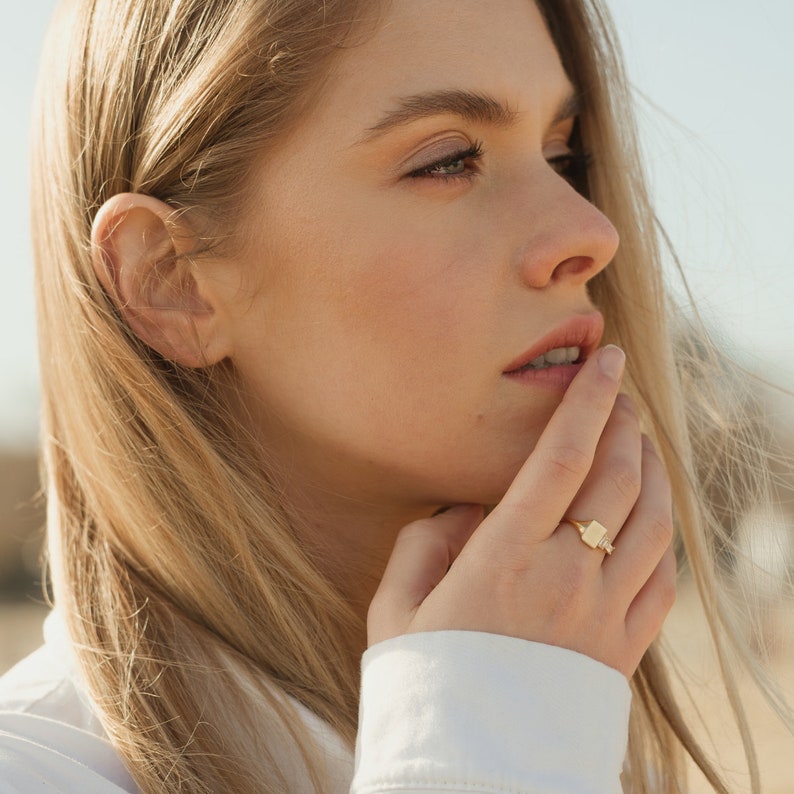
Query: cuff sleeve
353,631,631,794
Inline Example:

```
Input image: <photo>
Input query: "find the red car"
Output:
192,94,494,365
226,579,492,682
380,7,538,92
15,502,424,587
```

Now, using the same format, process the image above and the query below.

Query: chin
427,449,534,509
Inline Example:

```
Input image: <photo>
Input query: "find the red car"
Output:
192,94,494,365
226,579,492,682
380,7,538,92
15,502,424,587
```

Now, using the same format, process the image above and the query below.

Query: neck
281,478,442,621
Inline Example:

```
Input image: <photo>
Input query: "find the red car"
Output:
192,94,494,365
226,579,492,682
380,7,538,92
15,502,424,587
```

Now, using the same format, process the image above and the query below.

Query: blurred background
1,2,793,791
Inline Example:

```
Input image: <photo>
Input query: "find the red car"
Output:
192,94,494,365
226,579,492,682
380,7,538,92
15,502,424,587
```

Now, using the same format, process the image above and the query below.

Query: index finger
497,345,625,531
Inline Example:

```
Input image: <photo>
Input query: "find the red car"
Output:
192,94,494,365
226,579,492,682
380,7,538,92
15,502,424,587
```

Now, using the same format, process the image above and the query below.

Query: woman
0,0,786,791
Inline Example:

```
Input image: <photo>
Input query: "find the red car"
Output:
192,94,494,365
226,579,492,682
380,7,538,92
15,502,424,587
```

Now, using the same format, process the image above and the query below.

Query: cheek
229,183,552,504
289,204,490,372
233,212,481,414
252,160,501,365
343,238,476,346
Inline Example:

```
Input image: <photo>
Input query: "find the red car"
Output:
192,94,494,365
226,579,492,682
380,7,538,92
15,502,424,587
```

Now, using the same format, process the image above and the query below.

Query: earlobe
91,193,230,367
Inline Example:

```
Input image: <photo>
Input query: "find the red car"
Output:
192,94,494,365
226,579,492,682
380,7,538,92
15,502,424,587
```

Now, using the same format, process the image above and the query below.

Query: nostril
551,256,596,283
514,198,618,289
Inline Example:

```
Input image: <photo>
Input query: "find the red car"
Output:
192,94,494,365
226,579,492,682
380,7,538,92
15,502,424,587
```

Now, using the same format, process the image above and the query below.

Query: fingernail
598,345,625,381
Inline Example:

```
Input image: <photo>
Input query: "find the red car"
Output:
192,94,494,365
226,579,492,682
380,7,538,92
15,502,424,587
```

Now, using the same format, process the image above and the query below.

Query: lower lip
503,362,584,390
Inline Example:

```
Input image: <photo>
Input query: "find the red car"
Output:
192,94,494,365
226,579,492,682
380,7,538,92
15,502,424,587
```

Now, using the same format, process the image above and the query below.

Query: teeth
526,346,580,369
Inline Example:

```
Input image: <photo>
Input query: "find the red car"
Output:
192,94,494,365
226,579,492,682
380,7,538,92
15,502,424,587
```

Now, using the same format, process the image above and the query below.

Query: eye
406,141,484,180
547,151,592,189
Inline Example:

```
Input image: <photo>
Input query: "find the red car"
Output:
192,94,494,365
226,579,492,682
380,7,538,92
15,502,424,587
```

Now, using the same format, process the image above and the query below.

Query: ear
91,193,231,367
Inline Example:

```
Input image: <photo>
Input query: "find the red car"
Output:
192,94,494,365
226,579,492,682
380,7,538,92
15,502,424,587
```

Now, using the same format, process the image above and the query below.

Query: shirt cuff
353,631,631,793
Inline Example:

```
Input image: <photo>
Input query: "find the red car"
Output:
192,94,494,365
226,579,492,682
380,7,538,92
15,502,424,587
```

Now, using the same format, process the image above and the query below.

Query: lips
503,312,605,374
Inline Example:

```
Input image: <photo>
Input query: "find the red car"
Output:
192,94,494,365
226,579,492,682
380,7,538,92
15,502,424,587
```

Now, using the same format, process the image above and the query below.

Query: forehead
307,0,573,137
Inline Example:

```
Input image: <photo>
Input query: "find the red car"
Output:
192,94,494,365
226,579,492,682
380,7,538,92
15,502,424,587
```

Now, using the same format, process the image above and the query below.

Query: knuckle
644,509,674,553
484,534,536,576
609,456,642,501
659,576,677,613
654,563,677,614
643,447,672,494
543,444,592,481
487,551,527,578
551,560,590,616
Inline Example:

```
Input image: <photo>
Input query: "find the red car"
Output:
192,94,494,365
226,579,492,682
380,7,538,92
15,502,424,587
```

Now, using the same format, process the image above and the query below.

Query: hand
367,345,676,678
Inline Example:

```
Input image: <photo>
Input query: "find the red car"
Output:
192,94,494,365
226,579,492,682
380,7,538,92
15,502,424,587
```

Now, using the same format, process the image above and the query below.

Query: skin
92,0,676,676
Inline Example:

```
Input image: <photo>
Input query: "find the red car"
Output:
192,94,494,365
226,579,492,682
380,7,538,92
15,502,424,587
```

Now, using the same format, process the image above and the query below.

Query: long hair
31,0,788,791
535,3,790,791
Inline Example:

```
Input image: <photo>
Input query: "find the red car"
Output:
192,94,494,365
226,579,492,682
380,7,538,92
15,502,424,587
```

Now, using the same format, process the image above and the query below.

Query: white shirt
0,613,631,792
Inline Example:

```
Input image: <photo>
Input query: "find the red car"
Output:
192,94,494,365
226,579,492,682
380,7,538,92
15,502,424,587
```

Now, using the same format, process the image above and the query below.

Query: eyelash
406,144,593,187
547,151,593,187
407,141,484,181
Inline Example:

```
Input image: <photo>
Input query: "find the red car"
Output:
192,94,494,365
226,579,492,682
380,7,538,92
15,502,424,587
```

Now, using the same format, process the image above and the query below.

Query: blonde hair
31,0,789,792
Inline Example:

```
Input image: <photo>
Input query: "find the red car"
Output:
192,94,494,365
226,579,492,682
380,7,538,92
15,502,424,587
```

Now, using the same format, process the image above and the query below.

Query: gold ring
564,518,615,555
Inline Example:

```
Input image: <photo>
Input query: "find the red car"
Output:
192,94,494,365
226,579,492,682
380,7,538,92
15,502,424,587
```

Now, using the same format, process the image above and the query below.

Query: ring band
564,518,615,555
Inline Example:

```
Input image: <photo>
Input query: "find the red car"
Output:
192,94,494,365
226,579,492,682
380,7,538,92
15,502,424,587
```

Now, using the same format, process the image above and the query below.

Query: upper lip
503,311,605,373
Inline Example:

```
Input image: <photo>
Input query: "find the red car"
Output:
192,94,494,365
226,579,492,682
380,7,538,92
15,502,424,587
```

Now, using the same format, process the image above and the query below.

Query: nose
512,169,619,290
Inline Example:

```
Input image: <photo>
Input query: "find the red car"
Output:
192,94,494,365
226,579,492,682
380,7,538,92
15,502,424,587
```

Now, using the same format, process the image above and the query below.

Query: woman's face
220,0,619,513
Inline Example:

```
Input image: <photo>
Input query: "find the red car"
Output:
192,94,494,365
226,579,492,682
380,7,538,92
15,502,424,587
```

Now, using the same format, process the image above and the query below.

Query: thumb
367,504,484,646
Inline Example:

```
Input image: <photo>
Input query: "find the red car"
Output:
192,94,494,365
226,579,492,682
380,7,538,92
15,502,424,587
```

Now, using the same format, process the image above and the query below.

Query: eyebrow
358,88,581,143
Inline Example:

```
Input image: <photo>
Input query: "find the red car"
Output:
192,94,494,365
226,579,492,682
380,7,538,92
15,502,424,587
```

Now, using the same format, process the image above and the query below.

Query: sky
1,1,793,448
